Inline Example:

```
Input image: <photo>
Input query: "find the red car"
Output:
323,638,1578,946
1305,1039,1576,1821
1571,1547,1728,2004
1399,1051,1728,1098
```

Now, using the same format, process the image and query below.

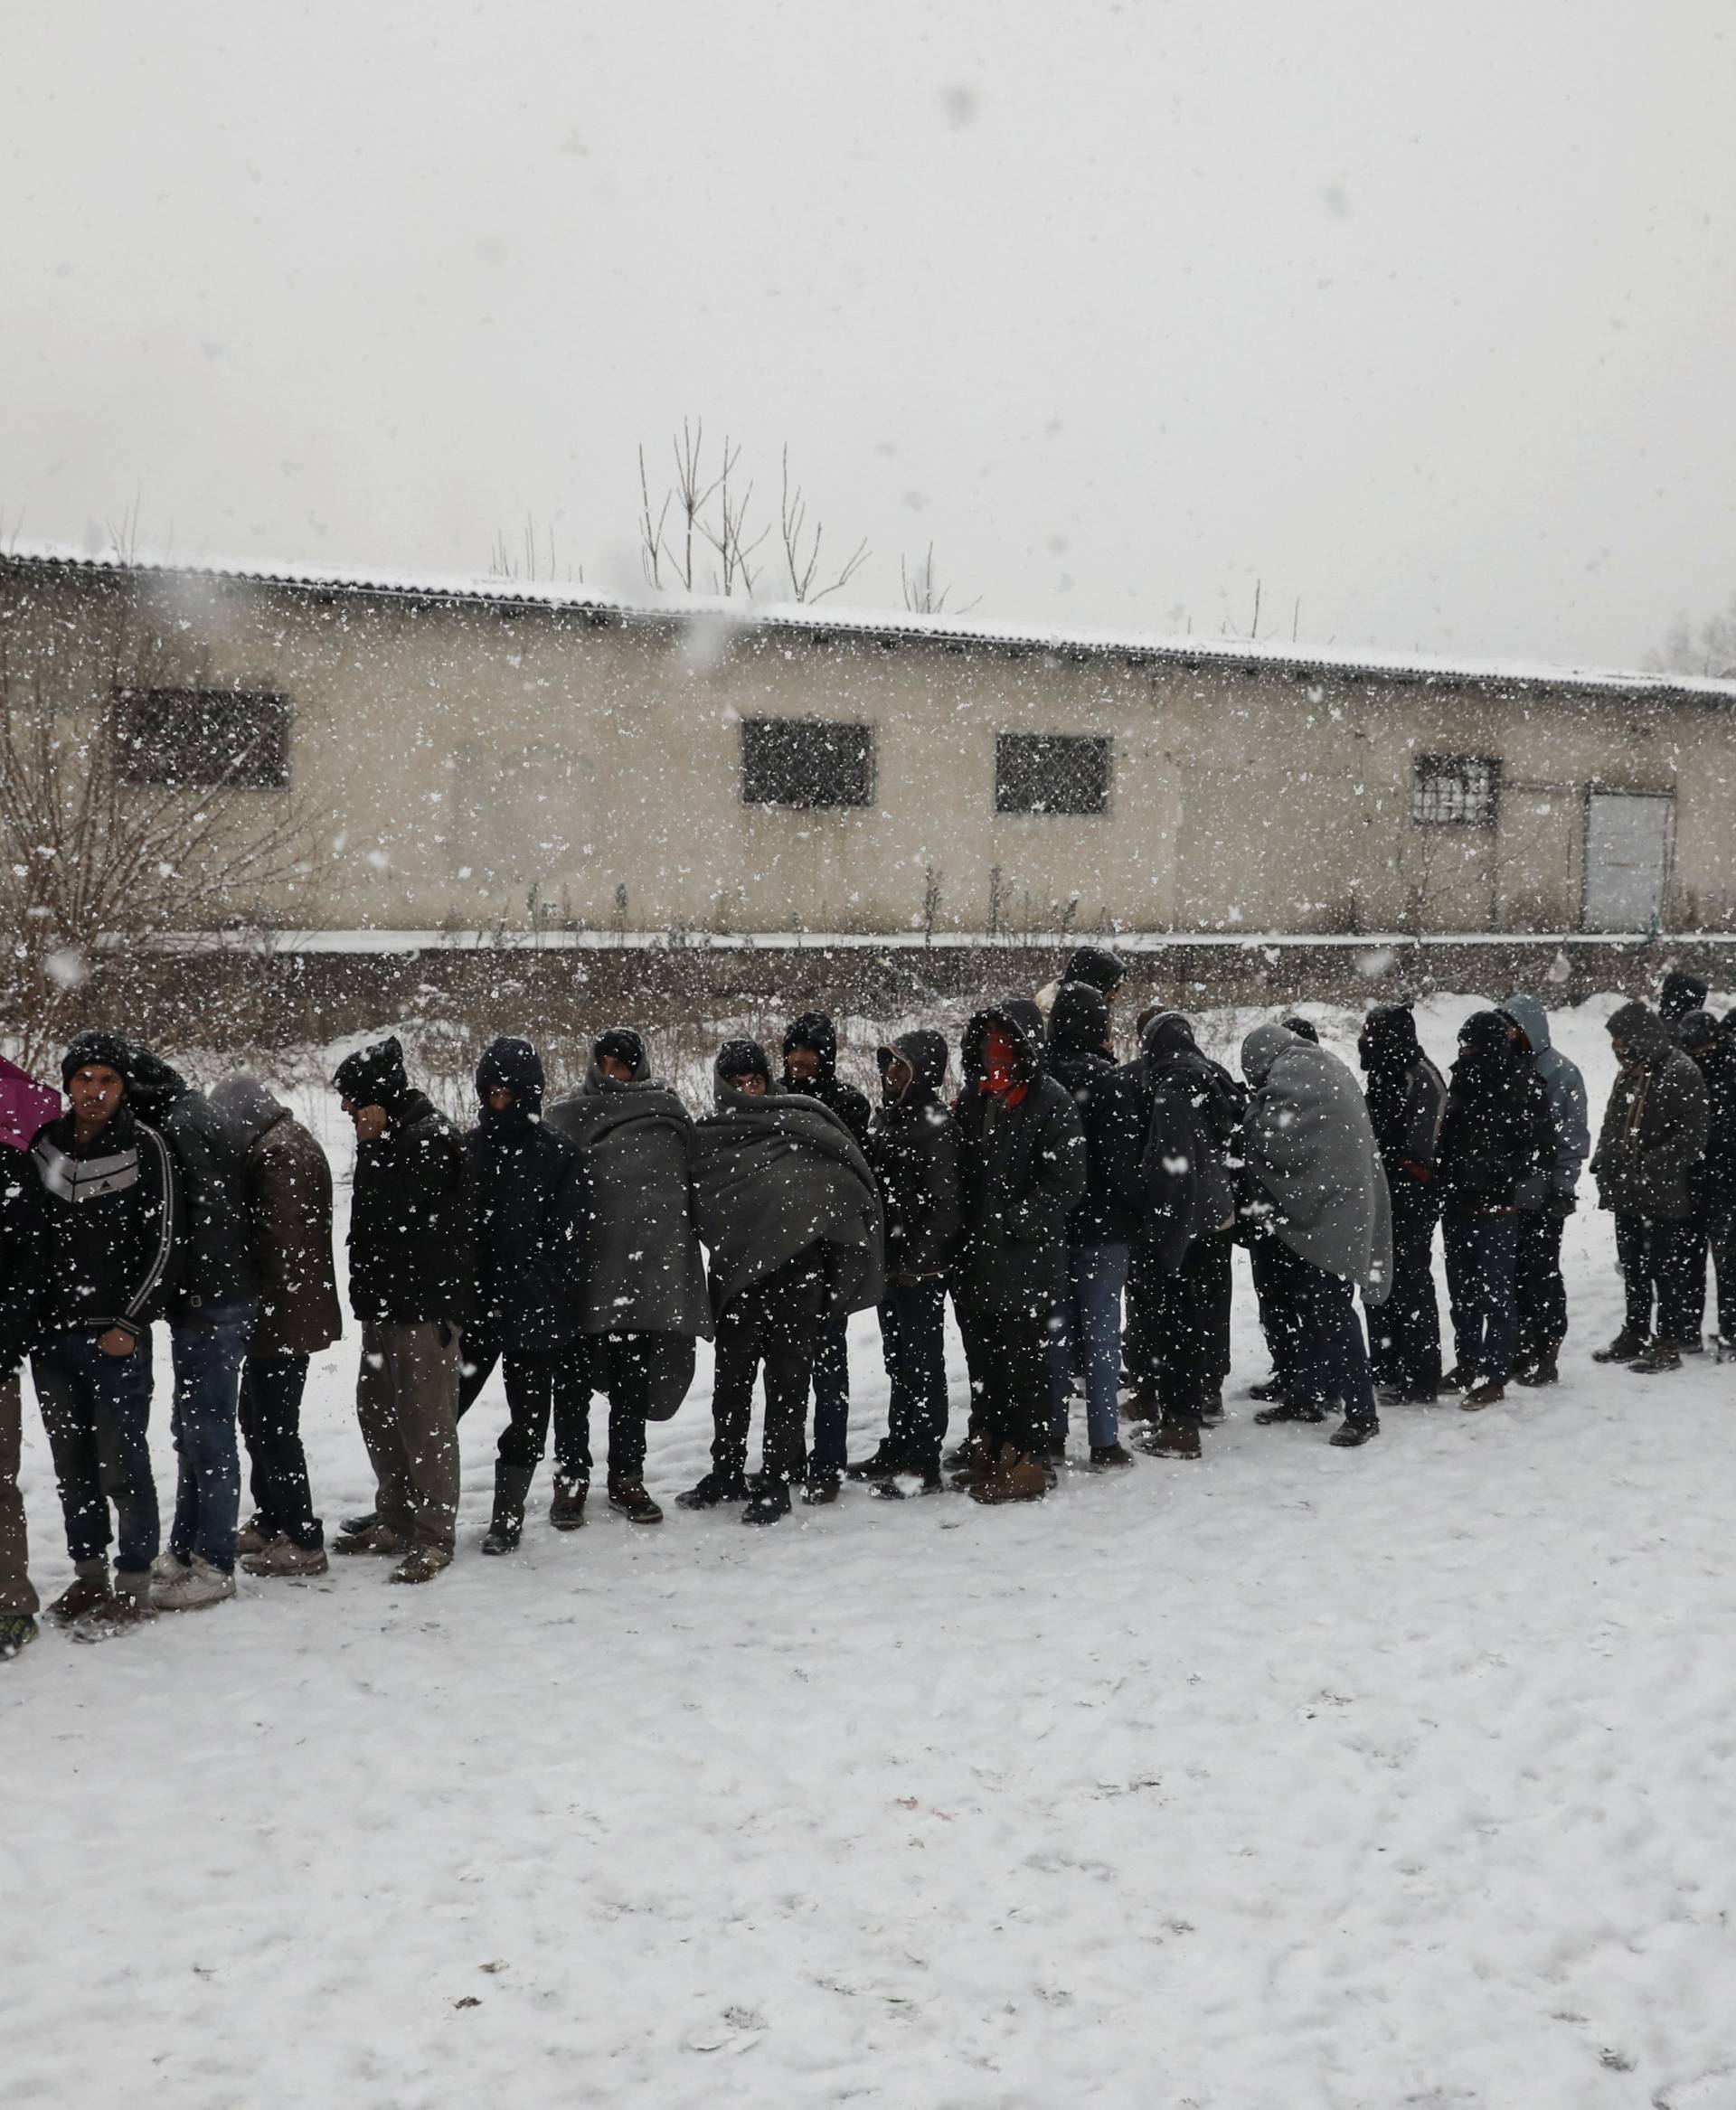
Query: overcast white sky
3,1,1732,669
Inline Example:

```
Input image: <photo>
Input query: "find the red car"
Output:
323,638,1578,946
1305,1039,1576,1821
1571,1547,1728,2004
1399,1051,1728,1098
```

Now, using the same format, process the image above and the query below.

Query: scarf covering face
1241,1022,1393,1303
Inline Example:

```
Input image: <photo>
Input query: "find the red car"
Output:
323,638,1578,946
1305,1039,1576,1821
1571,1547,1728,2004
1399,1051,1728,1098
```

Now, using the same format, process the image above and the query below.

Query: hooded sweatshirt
693,1052,884,1317
1592,1002,1709,1221
1434,1012,1556,1216
1498,995,1590,1203
461,1038,587,1355
869,1029,962,1280
1358,1004,1447,1200
209,1072,344,1355
1127,1011,1244,1271
544,1032,713,1338
1241,1022,1392,1302
1047,982,1140,1248
125,1045,260,1318
781,1013,873,1148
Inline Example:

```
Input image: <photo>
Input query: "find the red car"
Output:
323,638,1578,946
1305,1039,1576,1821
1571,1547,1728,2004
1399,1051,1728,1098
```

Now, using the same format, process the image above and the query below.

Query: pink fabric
0,1057,59,1153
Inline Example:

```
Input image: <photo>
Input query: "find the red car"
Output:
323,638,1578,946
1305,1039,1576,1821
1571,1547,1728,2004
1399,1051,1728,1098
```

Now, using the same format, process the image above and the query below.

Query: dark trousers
1197,1229,1234,1389
1250,1232,1303,1392
807,1313,852,1477
556,1333,696,1489
879,1277,950,1473
956,1295,1052,1456
1443,1212,1521,1386
240,1351,323,1548
710,1255,828,1485
1614,1213,1699,1345
1260,1239,1378,1427
458,1327,592,1482
1513,1208,1569,1372
33,1330,160,1577
1150,1240,1222,1429
1122,1243,1162,1390
1708,1233,1736,1342
1366,1199,1441,1394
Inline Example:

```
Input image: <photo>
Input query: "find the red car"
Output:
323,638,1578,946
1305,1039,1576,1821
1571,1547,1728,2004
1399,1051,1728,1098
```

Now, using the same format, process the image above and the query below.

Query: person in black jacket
1,1112,48,1659
331,1036,475,1583
29,1032,183,1627
1679,1011,1736,1352
1044,983,1142,1465
1434,1012,1555,1409
951,1002,1088,1503
848,1030,962,1493
1660,969,1710,1035
781,1012,873,1501
126,1046,262,1611
457,1039,590,1552
1359,1003,1447,1404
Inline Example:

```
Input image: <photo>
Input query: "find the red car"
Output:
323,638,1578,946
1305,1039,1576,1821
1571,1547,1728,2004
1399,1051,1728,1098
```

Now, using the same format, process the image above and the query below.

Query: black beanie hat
594,1028,645,1075
475,1036,544,1111
1278,1014,1320,1045
61,1031,130,1087
333,1035,409,1110
715,1038,772,1088
1061,945,1126,997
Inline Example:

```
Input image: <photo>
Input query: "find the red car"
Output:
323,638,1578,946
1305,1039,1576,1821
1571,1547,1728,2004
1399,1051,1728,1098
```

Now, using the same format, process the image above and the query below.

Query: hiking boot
1461,1381,1506,1411
1090,1441,1136,1468
1137,1419,1202,1459
741,1476,792,1526
340,1509,379,1537
608,1481,664,1524
1122,1386,1158,1425
480,1517,522,1556
48,1567,114,1625
332,1521,408,1557
969,1445,1048,1505
1248,1374,1286,1403
1,1613,40,1660
390,1545,453,1585
1592,1333,1646,1365
844,1442,904,1483
482,1461,535,1554
1380,1383,1439,1405
1514,1361,1558,1389
77,1583,157,1634
1631,1342,1684,1375
1329,1419,1379,1447
152,1556,237,1612
1253,1400,1326,1426
241,1537,329,1578
234,1516,272,1557
802,1470,842,1506
874,1465,943,1500
547,1478,588,1531
1198,1392,1226,1427
675,1470,750,1511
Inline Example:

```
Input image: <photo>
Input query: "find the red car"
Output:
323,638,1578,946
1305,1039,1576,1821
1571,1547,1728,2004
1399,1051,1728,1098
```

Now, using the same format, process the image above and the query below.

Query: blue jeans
1443,1214,1520,1386
169,1303,256,1574
33,1330,160,1576
1048,1243,1128,1448
807,1312,851,1476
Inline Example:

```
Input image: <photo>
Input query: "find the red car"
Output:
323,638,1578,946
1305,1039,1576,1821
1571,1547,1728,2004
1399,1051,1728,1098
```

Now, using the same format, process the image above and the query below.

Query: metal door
1581,792,1672,932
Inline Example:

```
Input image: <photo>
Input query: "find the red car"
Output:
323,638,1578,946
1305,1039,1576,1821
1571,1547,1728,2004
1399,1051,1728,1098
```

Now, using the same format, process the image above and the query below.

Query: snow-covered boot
547,1476,588,1531
483,1462,536,1553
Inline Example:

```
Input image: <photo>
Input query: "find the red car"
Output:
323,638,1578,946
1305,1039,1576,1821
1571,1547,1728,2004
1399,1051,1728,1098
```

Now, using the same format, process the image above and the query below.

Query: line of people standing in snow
2,949,1732,1658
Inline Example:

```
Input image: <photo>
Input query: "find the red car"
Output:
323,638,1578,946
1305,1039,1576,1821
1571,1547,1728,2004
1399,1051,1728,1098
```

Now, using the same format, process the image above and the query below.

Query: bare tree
486,514,580,585
778,447,869,603
700,435,769,598
901,542,977,617
1650,591,1736,679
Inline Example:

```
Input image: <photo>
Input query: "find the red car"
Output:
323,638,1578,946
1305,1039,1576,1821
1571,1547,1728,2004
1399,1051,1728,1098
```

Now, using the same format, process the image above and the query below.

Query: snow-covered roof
5,542,1732,706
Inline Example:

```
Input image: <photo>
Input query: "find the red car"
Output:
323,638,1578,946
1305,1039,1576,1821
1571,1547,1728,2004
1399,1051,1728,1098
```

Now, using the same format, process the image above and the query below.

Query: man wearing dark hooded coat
1660,969,1711,1038
453,1039,590,1553
1241,1022,1392,1446
1034,944,1127,1031
1357,1004,1447,1404
682,1041,884,1526
950,1002,1088,1502
780,1013,873,1502
1591,1002,1711,1374
1497,996,1590,1386
544,1027,713,1525
1432,1012,1555,1410
1656,971,1714,1342
847,1030,962,1494
209,1073,343,1577
1678,1010,1736,1353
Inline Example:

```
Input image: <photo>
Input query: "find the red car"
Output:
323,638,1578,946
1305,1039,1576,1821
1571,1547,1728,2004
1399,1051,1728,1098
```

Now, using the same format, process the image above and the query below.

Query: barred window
741,718,873,808
1412,753,1500,828
995,732,1110,815
116,688,290,788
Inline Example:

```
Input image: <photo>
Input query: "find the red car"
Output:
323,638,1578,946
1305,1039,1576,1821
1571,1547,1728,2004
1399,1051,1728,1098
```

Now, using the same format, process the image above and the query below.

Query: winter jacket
347,1088,476,1326
29,1105,184,1343
544,1037,713,1339
1047,982,1143,1248
1433,1013,1556,1218
693,1052,885,1318
1241,1023,1392,1303
782,1013,873,1149
1359,1004,1447,1208
1591,1002,1710,1223
459,1037,587,1354
125,1048,260,1320
1681,1015,1736,1239
0,1143,44,1380
953,1002,1088,1310
1127,1012,1243,1273
868,1030,962,1282
210,1075,344,1356
1499,995,1590,1209
1661,970,1710,1031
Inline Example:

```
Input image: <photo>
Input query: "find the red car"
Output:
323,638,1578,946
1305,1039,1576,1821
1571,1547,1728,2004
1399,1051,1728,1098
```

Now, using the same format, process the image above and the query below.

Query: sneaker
1592,1333,1646,1365
1136,1420,1202,1460
607,1481,664,1524
675,1470,750,1512
0,1613,39,1661
390,1545,453,1585
742,1477,792,1527
1461,1381,1506,1411
548,1479,588,1531
150,1549,191,1583
1329,1420,1379,1447
1253,1400,1326,1426
151,1555,237,1612
332,1522,408,1558
1631,1342,1684,1375
241,1538,329,1578
47,1570,114,1625
234,1516,273,1557
802,1470,842,1506
1089,1441,1136,1468
844,1443,904,1484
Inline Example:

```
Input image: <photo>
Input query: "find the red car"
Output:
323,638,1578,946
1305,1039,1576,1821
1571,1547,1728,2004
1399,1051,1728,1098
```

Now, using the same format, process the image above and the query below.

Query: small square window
1412,753,1499,827
116,688,289,788
995,732,1110,815
741,719,873,808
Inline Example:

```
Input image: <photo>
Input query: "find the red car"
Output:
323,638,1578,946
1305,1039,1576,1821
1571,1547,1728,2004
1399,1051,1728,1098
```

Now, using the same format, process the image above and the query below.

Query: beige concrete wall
5,561,1733,936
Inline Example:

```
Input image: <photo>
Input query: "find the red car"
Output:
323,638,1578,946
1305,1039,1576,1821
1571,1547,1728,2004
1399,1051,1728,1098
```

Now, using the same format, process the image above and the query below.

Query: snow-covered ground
6,995,1736,2108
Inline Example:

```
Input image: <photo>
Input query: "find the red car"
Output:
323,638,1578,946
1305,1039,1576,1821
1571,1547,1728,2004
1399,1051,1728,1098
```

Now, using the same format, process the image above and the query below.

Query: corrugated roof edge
4,542,1732,705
